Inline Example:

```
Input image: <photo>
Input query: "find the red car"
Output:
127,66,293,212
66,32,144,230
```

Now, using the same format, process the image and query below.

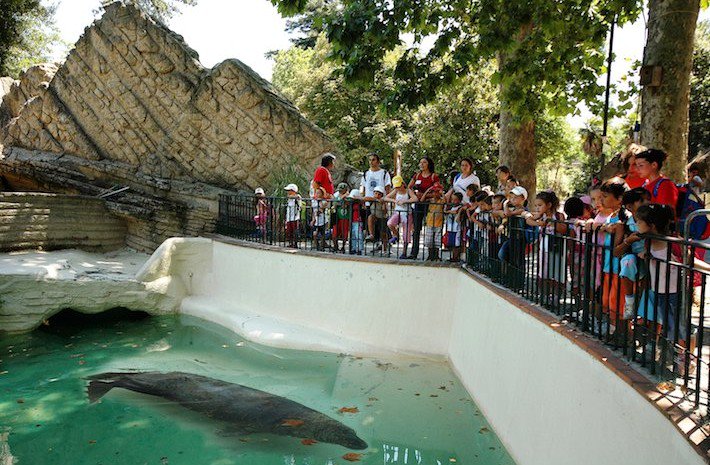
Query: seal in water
86,371,367,450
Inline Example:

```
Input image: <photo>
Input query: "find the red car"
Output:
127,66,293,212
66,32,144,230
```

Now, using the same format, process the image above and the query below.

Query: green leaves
270,0,643,122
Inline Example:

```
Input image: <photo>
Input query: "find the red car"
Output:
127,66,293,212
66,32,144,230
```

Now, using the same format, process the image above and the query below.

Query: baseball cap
510,186,528,200
284,183,299,193
337,182,349,191
348,189,361,199
392,175,404,188
254,187,265,195
373,186,386,195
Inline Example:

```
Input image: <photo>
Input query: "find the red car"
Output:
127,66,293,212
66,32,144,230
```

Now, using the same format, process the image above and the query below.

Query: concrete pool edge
459,265,710,459
196,236,705,465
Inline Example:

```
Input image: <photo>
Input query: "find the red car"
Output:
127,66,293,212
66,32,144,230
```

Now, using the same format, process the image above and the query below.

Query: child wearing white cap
346,189,364,254
284,184,302,247
254,188,268,240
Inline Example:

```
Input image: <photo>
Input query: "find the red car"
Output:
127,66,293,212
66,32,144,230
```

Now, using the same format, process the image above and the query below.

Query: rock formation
0,2,334,251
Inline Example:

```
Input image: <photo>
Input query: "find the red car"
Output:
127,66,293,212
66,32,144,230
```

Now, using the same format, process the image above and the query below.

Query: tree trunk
499,96,537,198
640,0,700,181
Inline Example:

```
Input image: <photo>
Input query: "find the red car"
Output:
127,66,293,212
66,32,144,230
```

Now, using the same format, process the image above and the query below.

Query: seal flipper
87,380,116,403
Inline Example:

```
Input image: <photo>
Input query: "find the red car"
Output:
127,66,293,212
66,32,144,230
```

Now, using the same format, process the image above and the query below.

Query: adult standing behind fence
360,153,392,241
446,158,481,204
407,157,439,259
312,153,336,198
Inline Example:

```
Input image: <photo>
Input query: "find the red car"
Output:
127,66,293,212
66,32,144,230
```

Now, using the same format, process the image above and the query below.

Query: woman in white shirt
446,158,481,203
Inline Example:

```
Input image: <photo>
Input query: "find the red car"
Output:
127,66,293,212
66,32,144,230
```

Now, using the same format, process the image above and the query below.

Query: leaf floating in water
301,438,318,446
343,453,362,462
88,440,96,444
338,407,359,414
449,458,457,463
479,427,489,434
16,399,24,404
281,419,304,427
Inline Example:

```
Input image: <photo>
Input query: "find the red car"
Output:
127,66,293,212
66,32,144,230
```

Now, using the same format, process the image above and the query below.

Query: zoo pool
0,312,515,465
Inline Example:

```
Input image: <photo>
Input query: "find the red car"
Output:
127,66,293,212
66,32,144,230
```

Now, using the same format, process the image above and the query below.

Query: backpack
652,178,709,240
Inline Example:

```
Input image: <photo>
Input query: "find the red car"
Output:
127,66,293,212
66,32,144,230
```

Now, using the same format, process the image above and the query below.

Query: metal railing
217,194,710,410
467,215,710,410
216,194,469,261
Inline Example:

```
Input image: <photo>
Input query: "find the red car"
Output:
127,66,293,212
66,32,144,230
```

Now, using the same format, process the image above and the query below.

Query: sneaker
365,234,375,241
388,237,399,245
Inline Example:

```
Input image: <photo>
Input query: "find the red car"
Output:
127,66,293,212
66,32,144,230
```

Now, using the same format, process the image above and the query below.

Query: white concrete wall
165,238,704,465
449,273,703,465
183,241,458,356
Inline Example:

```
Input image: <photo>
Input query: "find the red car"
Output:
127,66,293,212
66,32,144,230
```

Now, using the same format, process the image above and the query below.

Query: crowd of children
249,148,708,348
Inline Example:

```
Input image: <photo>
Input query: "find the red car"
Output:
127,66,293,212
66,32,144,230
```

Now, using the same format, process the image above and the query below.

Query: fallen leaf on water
449,459,457,463
479,427,489,434
238,438,250,443
339,407,359,414
16,399,24,404
88,440,96,444
301,439,318,445
281,419,304,427
343,453,362,462
368,397,378,402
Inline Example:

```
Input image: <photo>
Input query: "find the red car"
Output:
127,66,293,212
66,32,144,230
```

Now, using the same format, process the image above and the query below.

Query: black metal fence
217,194,710,409
467,215,710,410
217,194,468,261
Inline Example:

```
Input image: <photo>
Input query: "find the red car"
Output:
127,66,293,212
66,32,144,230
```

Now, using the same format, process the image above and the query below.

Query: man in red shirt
312,153,336,198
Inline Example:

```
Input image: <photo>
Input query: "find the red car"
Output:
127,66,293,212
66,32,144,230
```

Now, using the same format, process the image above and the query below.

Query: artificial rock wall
0,2,334,251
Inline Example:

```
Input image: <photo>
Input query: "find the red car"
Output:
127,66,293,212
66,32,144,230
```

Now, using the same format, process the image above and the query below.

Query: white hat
284,183,299,193
510,186,528,200
254,187,265,195
373,186,386,195
347,189,361,199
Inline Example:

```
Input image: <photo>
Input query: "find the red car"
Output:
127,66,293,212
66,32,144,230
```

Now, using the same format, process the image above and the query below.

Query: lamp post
601,16,616,169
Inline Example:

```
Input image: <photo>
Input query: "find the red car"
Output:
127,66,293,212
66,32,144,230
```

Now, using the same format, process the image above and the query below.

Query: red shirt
624,174,645,189
644,176,678,211
313,166,334,195
410,172,440,197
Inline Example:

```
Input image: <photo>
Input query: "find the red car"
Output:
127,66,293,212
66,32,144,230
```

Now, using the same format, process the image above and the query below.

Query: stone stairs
0,192,126,252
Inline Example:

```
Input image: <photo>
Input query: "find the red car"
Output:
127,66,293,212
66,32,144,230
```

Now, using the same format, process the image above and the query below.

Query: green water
0,313,516,465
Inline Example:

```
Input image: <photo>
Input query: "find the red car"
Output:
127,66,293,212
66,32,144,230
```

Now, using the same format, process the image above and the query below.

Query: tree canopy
1,0,197,78
272,34,579,190
270,0,641,122
0,0,56,77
